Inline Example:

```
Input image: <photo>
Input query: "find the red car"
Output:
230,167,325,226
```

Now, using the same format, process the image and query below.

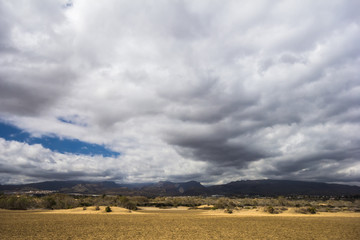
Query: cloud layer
0,0,359,185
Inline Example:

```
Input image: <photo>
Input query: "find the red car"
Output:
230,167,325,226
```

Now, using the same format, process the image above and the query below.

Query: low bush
0,195,34,210
295,207,317,214
264,206,275,214
307,207,317,214
105,206,112,212
224,208,233,214
263,206,286,214
124,201,138,211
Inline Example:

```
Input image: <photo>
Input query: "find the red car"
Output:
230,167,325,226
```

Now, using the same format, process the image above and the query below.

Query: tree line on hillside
1,193,359,213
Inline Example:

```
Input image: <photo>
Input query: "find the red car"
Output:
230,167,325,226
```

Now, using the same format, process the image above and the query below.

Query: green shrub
296,207,317,214
4,196,33,210
265,206,275,214
307,207,316,214
124,201,138,211
43,196,56,209
224,208,233,214
105,206,112,212
214,198,235,210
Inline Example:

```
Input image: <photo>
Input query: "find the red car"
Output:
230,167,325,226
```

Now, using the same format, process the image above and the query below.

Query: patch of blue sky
57,116,87,127
57,117,76,125
0,121,120,157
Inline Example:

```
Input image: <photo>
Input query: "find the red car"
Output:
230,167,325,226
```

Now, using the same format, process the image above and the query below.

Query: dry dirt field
1,207,360,239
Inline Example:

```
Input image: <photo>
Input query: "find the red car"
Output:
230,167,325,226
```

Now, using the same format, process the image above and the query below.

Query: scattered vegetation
263,206,289,214
295,207,317,214
0,194,359,213
105,206,112,212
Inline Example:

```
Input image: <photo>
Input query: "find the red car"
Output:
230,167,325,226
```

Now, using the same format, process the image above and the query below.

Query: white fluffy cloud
0,138,206,184
0,0,359,185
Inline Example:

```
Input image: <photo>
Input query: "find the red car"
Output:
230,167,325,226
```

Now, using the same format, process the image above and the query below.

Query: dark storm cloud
264,151,358,176
262,157,360,184
0,68,76,116
0,162,91,179
0,0,77,117
174,141,265,167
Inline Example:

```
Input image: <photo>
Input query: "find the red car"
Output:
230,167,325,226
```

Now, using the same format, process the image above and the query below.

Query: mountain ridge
1,179,359,197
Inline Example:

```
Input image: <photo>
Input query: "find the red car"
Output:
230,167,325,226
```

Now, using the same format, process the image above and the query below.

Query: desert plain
1,206,360,239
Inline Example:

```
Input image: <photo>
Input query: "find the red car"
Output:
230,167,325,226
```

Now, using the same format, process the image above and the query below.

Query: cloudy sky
0,0,359,186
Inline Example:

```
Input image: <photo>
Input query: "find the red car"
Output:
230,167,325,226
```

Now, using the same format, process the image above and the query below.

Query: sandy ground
39,206,144,214
138,206,190,211
199,207,360,217
3,206,358,217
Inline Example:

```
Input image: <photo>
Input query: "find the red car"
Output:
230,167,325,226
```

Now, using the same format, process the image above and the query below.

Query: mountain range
1,179,360,197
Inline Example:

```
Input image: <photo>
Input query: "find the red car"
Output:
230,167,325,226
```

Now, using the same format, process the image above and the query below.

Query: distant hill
1,179,359,197
207,180,360,196
140,181,209,197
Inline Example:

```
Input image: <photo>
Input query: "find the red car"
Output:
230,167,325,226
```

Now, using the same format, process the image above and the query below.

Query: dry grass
1,208,360,239
40,206,143,215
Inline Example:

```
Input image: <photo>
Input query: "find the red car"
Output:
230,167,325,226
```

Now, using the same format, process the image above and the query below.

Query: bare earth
1,207,360,239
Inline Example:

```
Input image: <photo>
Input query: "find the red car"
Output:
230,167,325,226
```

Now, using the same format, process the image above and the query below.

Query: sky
0,0,359,186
